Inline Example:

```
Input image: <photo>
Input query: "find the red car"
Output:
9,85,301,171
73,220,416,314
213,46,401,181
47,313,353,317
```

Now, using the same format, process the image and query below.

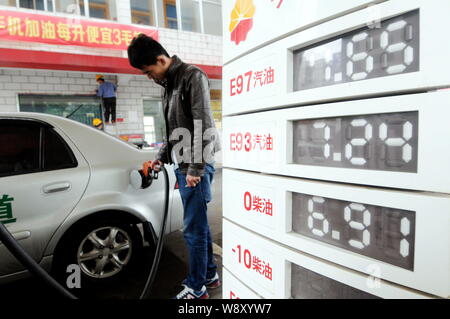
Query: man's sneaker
205,273,221,289
174,285,209,299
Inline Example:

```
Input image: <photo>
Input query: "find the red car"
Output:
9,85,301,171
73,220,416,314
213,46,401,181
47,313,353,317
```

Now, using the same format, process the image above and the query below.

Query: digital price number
293,111,418,172
294,10,419,91
292,193,415,270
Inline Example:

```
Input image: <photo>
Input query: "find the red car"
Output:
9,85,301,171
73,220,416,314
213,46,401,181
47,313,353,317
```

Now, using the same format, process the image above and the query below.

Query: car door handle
43,182,71,194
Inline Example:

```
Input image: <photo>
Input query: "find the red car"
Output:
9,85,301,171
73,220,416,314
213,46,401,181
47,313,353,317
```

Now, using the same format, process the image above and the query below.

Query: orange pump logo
229,0,256,45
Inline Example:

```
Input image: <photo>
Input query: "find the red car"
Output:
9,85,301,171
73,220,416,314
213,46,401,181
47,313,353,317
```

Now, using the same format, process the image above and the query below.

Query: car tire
52,217,147,297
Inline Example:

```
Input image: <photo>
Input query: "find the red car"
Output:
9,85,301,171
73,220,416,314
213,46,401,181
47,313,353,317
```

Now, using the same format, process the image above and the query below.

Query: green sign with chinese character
0,194,16,224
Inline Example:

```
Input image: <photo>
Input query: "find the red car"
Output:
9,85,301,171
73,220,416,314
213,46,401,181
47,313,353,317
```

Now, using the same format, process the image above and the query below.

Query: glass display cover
292,192,416,270
293,111,418,172
294,10,419,91
291,263,380,299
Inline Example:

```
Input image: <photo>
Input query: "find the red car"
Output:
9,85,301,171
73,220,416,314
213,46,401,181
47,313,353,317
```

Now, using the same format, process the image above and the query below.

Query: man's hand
142,160,164,177
142,161,153,177
186,175,201,188
151,160,164,172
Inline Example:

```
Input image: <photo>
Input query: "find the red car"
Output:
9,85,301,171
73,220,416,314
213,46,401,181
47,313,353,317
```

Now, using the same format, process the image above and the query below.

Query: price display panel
223,0,450,116
292,111,418,172
293,10,419,91
292,193,415,270
222,0,380,64
223,91,450,193
290,264,379,299
223,169,450,298
223,219,434,299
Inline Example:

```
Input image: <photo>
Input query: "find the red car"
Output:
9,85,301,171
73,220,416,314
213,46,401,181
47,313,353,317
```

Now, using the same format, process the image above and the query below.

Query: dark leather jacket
155,56,221,177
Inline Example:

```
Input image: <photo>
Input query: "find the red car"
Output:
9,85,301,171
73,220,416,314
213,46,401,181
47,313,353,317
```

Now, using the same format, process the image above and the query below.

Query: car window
0,120,41,176
43,128,78,170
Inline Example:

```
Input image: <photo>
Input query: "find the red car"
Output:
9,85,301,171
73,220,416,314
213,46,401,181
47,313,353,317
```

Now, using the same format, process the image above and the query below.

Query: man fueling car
128,34,222,299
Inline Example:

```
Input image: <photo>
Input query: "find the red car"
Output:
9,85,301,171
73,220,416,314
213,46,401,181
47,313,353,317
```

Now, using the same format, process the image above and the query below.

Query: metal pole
176,0,182,30
153,0,159,27
198,0,204,34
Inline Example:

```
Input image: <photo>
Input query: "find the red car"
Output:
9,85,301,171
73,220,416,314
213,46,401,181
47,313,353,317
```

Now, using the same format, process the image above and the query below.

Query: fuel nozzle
130,162,159,189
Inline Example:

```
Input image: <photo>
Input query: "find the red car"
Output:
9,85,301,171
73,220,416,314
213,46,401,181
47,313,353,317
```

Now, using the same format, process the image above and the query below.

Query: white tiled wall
0,68,160,135
0,68,222,137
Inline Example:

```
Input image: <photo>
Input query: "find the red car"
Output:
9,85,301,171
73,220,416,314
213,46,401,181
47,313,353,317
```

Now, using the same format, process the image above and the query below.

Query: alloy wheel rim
77,226,133,279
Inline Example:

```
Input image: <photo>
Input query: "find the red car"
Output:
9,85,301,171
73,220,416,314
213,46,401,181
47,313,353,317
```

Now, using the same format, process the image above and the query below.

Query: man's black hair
127,34,170,69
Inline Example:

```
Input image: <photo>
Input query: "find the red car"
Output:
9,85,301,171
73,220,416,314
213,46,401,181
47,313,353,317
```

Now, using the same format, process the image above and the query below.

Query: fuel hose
139,165,170,299
0,221,77,299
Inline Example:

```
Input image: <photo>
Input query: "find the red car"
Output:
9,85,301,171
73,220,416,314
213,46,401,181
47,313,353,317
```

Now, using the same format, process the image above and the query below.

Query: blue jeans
174,163,218,291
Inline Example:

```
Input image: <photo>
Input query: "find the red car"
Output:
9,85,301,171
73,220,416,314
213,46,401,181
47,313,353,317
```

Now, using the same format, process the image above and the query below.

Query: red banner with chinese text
0,10,158,50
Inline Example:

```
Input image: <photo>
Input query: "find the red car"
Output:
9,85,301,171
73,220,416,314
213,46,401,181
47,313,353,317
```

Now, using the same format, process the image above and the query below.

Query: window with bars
86,0,117,21
164,0,177,29
2,0,117,21
1,0,223,35
202,0,221,36
131,0,155,26
0,0,16,7
131,0,222,35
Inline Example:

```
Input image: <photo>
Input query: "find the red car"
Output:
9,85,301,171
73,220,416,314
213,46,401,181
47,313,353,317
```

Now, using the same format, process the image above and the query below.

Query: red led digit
236,132,243,151
236,75,244,94
244,191,252,211
230,133,236,151
244,249,252,269
245,71,253,92
230,78,236,96
236,245,242,264
244,132,252,152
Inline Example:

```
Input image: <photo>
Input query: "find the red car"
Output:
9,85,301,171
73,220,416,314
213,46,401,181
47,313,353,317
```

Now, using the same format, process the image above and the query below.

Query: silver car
0,112,183,286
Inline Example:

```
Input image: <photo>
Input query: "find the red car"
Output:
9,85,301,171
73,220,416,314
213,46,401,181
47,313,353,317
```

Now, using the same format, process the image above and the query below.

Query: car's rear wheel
53,217,148,298
77,226,134,279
